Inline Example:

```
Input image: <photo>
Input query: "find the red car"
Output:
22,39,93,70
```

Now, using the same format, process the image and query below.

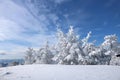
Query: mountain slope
0,64,120,80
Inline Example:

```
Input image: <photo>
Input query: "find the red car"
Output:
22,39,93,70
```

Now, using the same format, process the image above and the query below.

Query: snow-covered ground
0,64,120,80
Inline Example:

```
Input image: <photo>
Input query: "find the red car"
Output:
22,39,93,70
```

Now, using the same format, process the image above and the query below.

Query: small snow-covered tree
25,48,36,64
102,34,118,55
101,34,119,64
35,48,43,64
36,41,53,64
110,55,120,66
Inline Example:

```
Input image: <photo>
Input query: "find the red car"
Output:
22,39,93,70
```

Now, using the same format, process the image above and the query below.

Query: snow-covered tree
65,26,84,65
81,31,96,56
80,31,98,65
54,26,84,65
102,34,118,55
35,48,43,64
101,34,119,65
110,55,120,66
36,41,53,64
25,48,36,64
88,46,112,65
53,28,68,64
83,43,96,56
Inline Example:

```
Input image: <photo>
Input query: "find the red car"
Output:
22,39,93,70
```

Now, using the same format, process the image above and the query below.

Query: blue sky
0,0,120,58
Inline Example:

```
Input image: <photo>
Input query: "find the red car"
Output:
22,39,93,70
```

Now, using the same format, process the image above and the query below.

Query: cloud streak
0,0,59,57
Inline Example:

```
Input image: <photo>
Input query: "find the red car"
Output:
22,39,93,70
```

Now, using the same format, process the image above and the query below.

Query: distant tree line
24,26,120,65
0,59,24,67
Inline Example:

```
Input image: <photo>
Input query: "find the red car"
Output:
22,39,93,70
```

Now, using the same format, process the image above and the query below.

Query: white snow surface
0,64,120,80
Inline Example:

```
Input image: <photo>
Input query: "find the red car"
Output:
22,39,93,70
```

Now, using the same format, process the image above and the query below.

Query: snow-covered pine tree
101,34,119,65
64,26,84,65
80,31,98,65
36,41,53,64
110,55,120,66
54,26,84,65
87,34,119,65
102,34,118,54
35,48,43,64
81,42,97,65
101,34,120,65
53,28,68,64
25,48,36,64
89,47,111,65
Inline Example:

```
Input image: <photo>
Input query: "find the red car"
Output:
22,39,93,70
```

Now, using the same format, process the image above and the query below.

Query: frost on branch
82,31,92,48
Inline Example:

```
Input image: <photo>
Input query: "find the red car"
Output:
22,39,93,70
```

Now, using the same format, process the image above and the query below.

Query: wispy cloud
0,0,59,56
0,17,26,40
51,0,70,4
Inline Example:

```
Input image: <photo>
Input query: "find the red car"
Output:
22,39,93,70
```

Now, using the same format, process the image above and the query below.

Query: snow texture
0,64,120,80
